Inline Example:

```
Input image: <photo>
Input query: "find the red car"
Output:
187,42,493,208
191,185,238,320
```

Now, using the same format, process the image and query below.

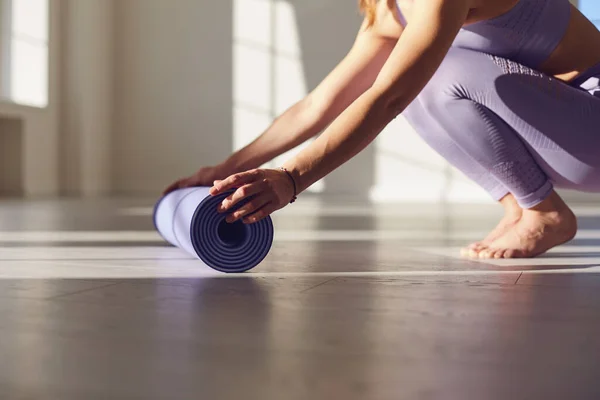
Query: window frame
0,0,50,107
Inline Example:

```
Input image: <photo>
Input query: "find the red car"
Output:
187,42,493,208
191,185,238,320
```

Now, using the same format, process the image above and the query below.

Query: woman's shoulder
367,0,404,39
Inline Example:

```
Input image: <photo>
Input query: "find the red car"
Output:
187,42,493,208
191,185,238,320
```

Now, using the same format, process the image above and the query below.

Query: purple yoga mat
153,187,274,273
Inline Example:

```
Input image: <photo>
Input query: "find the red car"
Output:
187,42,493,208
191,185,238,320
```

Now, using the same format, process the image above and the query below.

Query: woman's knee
416,48,500,113
404,49,481,131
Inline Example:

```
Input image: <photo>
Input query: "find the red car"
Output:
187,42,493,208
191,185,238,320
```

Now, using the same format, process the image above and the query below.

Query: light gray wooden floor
0,196,599,400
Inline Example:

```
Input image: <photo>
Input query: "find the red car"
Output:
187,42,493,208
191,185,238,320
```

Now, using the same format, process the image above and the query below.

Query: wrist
281,162,309,194
279,168,298,203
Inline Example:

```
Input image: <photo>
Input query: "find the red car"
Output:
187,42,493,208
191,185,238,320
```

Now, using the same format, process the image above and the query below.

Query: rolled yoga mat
153,187,274,273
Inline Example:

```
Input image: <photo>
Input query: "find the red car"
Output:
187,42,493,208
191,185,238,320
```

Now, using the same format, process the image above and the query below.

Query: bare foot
460,194,522,258
475,191,577,259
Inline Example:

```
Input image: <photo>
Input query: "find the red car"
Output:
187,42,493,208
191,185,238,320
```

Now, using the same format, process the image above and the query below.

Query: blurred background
0,0,598,203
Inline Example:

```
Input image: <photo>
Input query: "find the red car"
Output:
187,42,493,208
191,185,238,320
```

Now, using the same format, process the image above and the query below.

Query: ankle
523,208,576,228
504,207,523,220
528,191,571,214
499,194,523,218
523,201,577,231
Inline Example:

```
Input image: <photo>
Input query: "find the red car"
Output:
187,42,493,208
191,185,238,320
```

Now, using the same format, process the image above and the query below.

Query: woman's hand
211,168,296,224
163,165,233,195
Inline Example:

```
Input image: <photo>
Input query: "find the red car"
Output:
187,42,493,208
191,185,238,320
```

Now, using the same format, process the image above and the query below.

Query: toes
461,245,481,258
478,248,533,259
462,243,504,259
473,244,488,253
479,248,529,259
462,239,499,258
503,248,529,258
502,249,515,258
478,249,493,259
469,246,484,258
460,247,471,258
461,243,479,257
479,248,504,259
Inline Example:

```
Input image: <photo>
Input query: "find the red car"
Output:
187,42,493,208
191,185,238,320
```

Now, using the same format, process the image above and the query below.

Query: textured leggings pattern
489,54,580,107
489,55,543,76
403,47,600,208
468,96,550,204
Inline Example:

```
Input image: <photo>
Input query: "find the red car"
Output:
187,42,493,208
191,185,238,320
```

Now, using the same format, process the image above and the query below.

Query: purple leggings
403,47,600,208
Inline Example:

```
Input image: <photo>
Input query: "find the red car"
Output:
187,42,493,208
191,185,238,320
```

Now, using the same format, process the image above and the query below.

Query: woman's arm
281,0,471,193
220,19,398,172
164,12,398,195
211,0,473,224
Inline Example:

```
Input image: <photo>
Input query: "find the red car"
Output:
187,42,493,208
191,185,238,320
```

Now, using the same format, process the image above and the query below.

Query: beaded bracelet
279,167,298,204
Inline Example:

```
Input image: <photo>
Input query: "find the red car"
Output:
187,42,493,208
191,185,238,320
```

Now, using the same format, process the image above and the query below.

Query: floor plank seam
44,282,124,300
299,277,340,293
514,272,524,285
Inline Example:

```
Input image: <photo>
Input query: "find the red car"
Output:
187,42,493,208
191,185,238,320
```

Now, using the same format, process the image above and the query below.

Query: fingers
224,196,270,223
210,170,263,196
209,168,282,224
218,183,265,213
242,203,278,224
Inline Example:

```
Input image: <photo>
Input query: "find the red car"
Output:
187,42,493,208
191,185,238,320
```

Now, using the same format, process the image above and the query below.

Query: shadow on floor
538,252,600,259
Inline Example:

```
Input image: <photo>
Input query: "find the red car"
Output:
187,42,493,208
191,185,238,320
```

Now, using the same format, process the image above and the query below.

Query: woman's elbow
368,83,412,119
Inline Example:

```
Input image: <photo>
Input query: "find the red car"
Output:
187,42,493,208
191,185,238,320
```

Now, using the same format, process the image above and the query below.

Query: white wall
60,0,113,197
0,0,114,198
113,0,234,194
0,0,60,197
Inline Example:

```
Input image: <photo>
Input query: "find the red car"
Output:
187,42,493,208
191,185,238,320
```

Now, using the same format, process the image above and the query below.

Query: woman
165,0,600,259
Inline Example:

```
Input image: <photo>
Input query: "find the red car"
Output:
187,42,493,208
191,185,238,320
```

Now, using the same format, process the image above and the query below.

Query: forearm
222,35,395,173
221,97,331,173
282,88,404,193
280,0,468,193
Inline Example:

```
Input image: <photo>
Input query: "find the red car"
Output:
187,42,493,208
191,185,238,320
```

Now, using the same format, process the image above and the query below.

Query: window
233,0,324,192
580,0,600,28
0,0,49,108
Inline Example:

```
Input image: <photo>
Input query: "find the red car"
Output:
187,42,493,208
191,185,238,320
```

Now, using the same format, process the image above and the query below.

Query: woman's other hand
163,165,231,195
